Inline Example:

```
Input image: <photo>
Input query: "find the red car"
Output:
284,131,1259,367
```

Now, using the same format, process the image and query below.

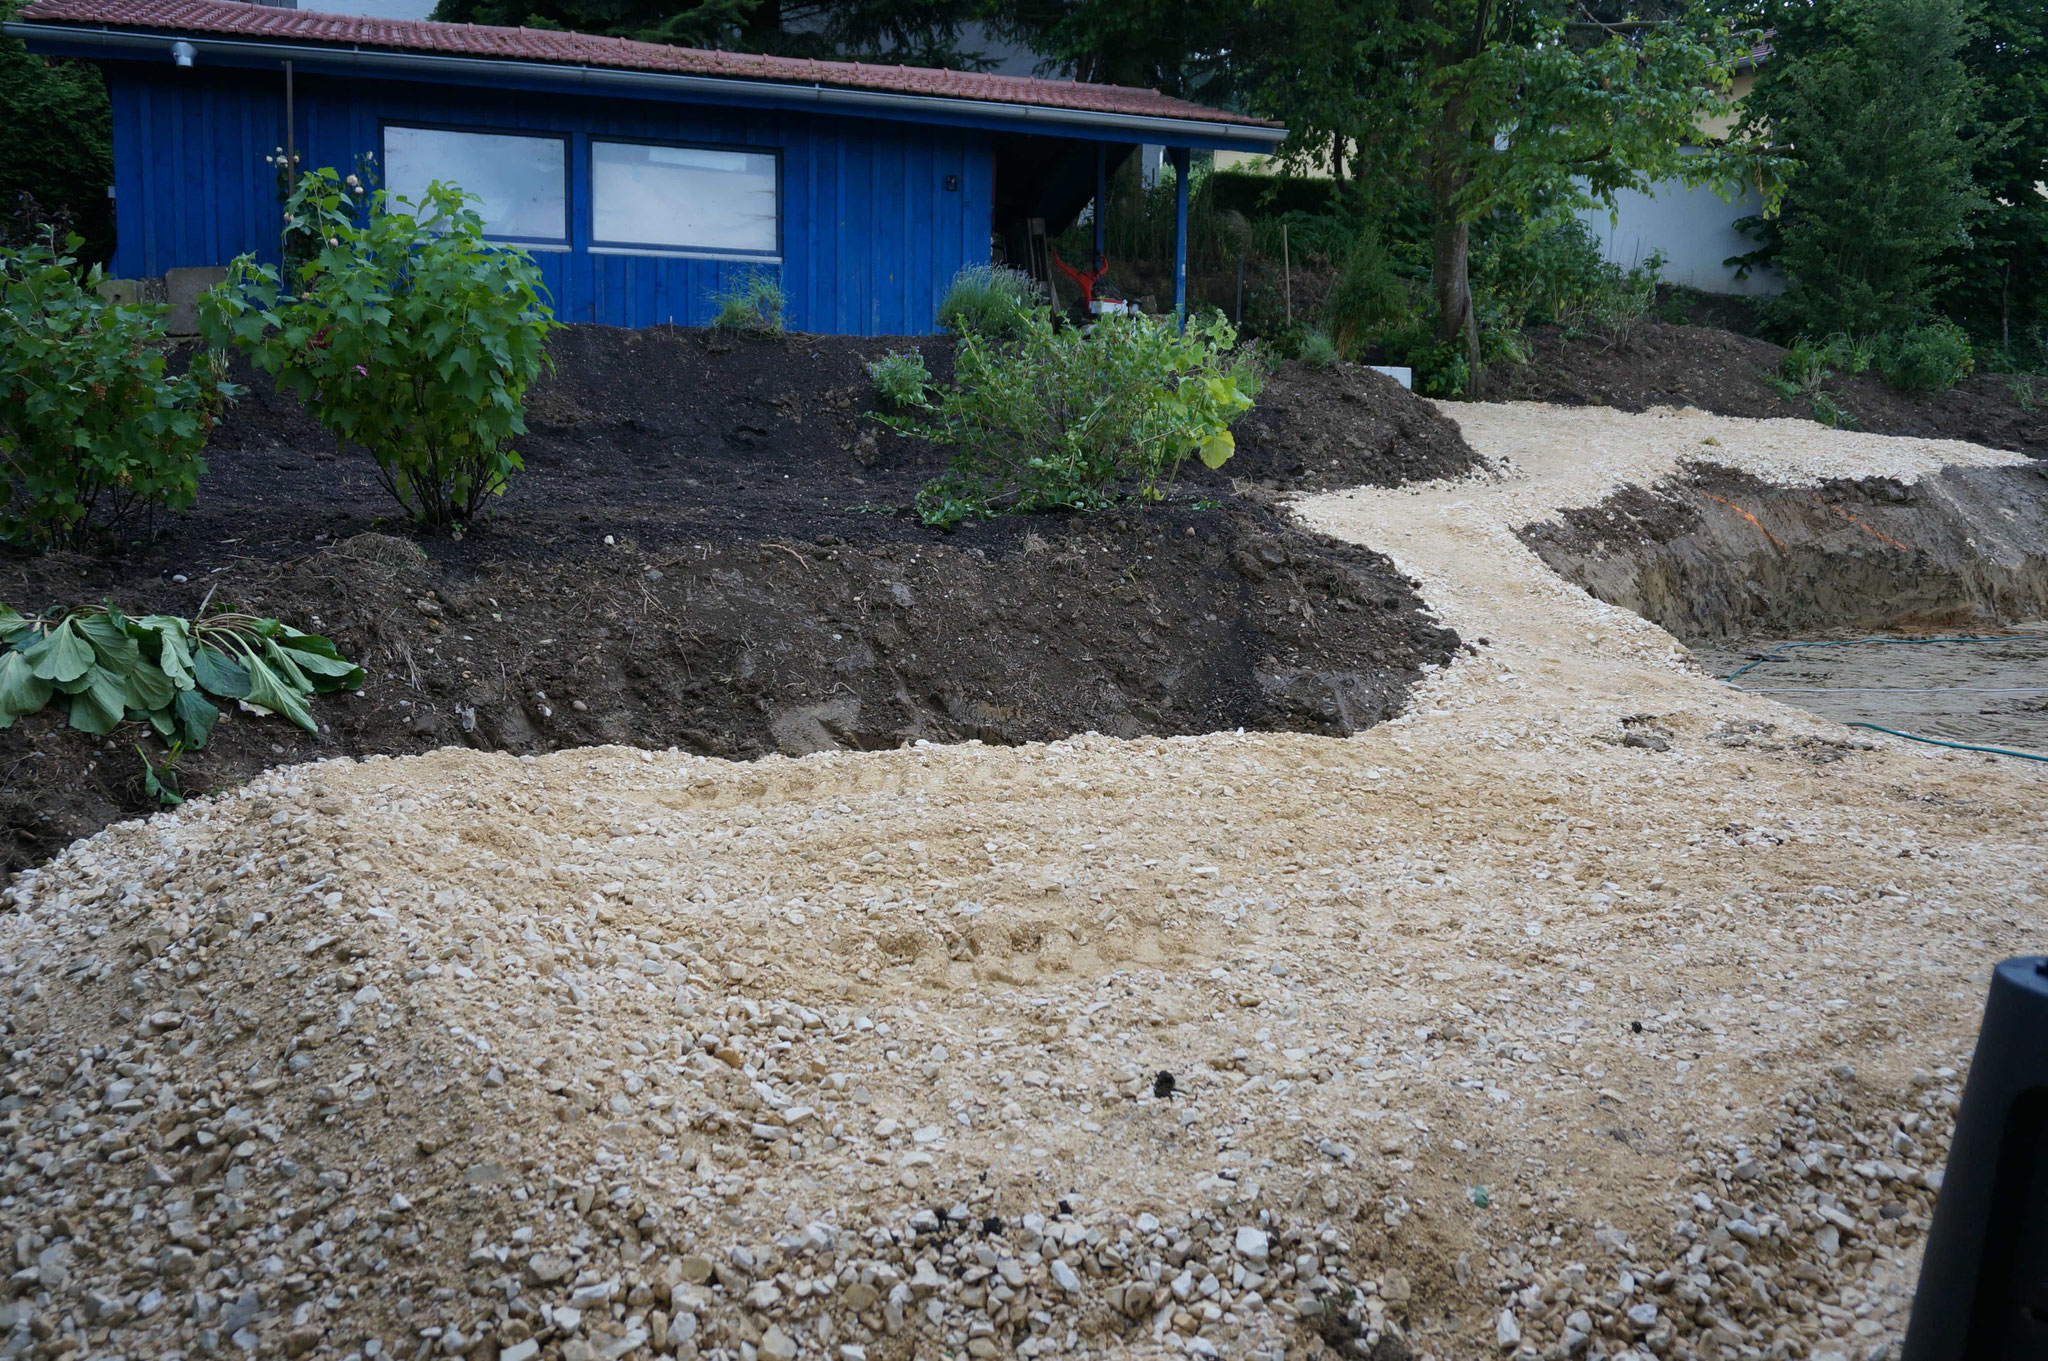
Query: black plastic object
1904,956,2048,1360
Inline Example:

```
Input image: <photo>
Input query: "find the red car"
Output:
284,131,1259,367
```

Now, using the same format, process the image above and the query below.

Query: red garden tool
1052,250,1110,308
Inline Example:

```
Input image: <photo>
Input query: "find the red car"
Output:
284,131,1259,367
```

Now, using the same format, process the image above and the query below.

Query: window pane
383,125,566,241
592,141,778,254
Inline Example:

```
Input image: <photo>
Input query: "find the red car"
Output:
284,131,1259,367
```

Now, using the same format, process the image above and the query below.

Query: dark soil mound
1217,362,1482,491
1485,321,2048,458
0,324,1471,870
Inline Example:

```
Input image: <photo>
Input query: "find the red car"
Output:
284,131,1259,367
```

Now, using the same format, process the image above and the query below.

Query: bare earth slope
1,405,2043,1361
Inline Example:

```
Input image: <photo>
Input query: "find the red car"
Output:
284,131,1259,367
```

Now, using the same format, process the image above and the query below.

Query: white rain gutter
2,21,1289,148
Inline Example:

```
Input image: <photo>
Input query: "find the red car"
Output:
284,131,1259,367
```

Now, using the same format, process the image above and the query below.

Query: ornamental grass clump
0,229,236,547
201,169,558,533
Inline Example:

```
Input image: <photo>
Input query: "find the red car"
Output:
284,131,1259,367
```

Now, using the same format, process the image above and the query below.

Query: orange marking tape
1699,492,1785,549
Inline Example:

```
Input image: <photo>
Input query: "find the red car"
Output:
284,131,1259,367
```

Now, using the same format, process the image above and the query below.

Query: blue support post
1093,142,1107,264
1170,145,1190,330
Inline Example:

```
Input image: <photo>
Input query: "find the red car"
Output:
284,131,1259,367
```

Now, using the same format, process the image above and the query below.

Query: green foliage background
0,0,113,261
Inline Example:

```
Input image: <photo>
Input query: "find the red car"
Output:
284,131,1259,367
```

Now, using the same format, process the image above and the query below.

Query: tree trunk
1429,153,1483,397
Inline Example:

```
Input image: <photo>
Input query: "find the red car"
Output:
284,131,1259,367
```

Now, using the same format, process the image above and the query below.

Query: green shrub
1809,391,1857,428
887,311,1260,528
1877,320,1975,392
1782,333,1876,395
936,265,1044,341
0,229,235,547
0,600,360,744
866,349,931,406
1296,331,1341,367
202,171,557,533
708,270,786,332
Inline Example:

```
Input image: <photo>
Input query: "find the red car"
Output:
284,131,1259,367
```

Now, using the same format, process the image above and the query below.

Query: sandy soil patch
1,405,2042,1361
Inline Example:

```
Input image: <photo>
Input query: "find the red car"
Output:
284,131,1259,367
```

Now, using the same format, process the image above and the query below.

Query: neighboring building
5,0,1282,332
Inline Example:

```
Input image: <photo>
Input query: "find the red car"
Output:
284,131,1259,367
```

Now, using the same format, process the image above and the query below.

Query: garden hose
1724,633,2048,763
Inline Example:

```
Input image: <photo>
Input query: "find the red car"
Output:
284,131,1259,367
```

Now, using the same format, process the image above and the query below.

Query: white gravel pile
0,403,2042,1361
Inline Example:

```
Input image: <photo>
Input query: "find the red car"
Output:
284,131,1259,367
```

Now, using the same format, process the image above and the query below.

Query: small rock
528,1252,576,1285
760,1326,798,1361
1234,1227,1270,1262
1627,1302,1659,1330
1049,1259,1082,1292
1496,1309,1521,1350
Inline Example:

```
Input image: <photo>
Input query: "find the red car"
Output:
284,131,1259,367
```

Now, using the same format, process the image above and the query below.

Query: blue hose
1724,633,2048,763
1843,722,2048,763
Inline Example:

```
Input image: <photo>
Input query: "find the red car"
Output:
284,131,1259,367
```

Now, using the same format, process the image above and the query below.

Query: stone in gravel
761,1326,799,1361
1496,1310,1521,1350
1381,1269,1412,1303
528,1253,575,1285
501,1344,539,1361
1627,1302,1659,1330
677,1254,714,1284
1235,1227,1270,1262
1050,1260,1082,1292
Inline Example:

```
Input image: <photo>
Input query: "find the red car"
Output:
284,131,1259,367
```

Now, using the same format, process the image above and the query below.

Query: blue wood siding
104,62,993,335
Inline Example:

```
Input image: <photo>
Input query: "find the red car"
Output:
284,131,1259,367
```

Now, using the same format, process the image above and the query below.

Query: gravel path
1,405,2042,1361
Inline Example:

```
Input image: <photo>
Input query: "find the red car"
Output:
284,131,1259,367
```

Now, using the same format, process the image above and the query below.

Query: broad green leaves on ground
0,602,361,745
200,172,557,533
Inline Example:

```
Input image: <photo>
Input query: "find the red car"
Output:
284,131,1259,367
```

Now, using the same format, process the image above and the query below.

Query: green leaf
0,650,54,726
66,667,129,734
275,633,365,690
23,618,93,683
238,654,318,732
192,643,251,698
172,688,220,749
1195,429,1236,470
134,615,197,689
0,605,35,647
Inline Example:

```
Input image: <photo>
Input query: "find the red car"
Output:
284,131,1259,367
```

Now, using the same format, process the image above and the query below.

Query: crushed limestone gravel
0,403,2041,1361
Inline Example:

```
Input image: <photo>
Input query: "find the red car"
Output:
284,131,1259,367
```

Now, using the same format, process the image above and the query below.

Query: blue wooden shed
7,0,1286,334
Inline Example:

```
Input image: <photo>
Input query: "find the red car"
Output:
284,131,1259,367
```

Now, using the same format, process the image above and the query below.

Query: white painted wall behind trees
1575,168,1783,296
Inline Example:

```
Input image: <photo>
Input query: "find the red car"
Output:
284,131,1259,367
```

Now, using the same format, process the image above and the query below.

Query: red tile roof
17,0,1280,129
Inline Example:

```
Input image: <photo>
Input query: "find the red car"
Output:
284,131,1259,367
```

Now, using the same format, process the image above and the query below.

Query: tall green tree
1736,0,1990,337
1003,2,1767,392
0,0,113,262
1937,0,2046,357
1249,2,1768,391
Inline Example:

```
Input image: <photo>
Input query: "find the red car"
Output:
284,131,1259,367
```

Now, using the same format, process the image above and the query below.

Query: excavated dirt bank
1518,460,2048,643
0,401,2042,1361
1,329,1479,872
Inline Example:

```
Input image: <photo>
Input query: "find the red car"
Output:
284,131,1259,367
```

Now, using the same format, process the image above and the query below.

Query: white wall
1575,170,1782,296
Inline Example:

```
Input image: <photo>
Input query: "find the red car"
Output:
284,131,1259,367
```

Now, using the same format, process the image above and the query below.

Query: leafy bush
1779,334,1863,392
201,171,557,533
1477,216,1663,342
866,349,931,406
936,265,1044,341
1877,320,1975,392
0,230,235,547
708,270,786,332
886,311,1260,528
0,601,361,744
1809,391,1857,428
